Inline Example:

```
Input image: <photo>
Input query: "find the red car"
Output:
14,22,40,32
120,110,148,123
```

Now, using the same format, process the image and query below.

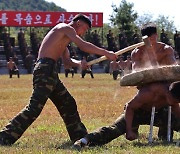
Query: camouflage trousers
86,107,180,146
0,57,87,145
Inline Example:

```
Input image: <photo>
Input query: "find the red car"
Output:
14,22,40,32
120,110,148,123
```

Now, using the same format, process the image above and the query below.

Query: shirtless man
110,59,122,80
7,57,20,78
124,55,132,74
0,14,117,146
81,56,94,78
118,55,126,76
125,22,179,141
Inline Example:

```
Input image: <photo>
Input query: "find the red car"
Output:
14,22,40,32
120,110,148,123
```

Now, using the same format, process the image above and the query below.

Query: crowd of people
0,22,179,77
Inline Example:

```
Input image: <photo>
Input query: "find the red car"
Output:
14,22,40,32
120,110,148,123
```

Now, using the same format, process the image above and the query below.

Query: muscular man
124,55,132,74
7,57,20,78
109,59,122,80
73,81,180,149
0,14,117,146
73,23,180,149
81,56,94,79
125,23,178,140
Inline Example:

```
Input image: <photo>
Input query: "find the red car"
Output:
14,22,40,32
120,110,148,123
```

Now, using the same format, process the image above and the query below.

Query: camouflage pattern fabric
0,58,87,145
87,107,180,146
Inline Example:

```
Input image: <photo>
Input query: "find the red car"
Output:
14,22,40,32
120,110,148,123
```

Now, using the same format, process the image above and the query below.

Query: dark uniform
0,58,87,145
86,107,180,146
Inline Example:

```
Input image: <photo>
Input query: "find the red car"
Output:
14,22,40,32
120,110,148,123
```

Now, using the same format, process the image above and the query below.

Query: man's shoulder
158,42,173,53
55,23,71,30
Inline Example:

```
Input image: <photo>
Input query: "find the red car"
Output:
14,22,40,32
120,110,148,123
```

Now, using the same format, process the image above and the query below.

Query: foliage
110,0,138,44
0,0,66,11
155,15,176,44
109,0,177,46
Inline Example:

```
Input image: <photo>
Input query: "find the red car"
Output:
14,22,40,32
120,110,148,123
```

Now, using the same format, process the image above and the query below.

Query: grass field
0,74,179,153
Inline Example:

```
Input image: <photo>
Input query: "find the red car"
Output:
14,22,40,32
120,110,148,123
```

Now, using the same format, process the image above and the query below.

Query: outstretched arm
64,26,117,61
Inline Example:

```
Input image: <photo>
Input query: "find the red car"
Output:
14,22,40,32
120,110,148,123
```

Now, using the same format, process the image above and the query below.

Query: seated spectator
109,59,122,80
118,55,126,76
7,57,20,78
124,55,132,74
81,56,94,78
64,65,74,78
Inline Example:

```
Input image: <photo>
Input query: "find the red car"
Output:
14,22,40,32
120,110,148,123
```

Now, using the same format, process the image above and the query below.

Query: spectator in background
133,30,141,44
13,53,19,66
160,29,170,45
81,56,94,78
107,30,117,52
92,30,101,48
118,55,126,76
17,28,28,60
7,57,20,78
64,65,75,78
174,31,180,57
124,55,132,74
25,52,34,74
174,30,178,51
109,59,122,80
30,28,39,58
118,29,128,50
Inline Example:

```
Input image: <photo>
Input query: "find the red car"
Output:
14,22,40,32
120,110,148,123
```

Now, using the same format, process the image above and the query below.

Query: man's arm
63,26,117,61
163,46,177,65
131,48,142,71
62,48,81,68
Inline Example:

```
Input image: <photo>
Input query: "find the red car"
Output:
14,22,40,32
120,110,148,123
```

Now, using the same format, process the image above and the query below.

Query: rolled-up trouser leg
49,80,87,142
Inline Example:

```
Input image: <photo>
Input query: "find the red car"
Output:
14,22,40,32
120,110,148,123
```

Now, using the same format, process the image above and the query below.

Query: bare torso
110,61,119,71
131,42,177,111
38,23,71,61
7,61,16,70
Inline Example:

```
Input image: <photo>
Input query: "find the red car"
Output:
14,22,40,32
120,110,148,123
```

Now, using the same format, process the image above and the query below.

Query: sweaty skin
38,21,117,68
125,34,179,141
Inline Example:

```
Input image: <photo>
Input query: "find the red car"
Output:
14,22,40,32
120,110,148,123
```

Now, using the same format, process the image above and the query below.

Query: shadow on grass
54,140,72,150
133,141,177,147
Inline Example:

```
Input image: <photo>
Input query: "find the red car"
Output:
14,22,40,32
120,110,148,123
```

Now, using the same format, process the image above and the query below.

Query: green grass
0,74,179,153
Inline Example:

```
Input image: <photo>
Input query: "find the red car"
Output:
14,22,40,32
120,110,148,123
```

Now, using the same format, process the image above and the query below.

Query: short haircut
72,14,92,28
169,81,180,101
141,22,157,37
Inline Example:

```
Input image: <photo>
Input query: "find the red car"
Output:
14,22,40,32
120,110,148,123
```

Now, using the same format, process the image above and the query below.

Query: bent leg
0,63,56,145
86,110,150,146
49,80,87,142
85,114,126,146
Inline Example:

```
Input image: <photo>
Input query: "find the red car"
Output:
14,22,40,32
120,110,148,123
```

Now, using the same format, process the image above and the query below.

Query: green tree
135,13,153,28
110,0,138,44
155,15,176,45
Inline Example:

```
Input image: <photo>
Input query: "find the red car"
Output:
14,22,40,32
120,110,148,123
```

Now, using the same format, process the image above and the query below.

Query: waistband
36,57,56,65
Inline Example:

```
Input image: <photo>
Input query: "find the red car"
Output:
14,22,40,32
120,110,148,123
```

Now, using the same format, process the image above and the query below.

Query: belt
37,57,56,65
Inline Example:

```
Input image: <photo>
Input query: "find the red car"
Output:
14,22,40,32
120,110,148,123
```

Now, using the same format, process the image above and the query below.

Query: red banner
0,11,103,27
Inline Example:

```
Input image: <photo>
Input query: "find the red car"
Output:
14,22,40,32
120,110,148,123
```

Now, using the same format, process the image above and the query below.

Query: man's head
72,14,91,28
72,14,91,36
141,23,157,37
169,81,180,101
